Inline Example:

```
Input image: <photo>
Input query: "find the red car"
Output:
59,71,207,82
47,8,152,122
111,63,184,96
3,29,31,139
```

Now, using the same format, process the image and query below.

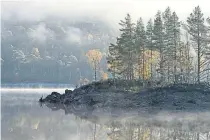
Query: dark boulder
187,99,196,104
42,92,61,103
62,89,73,101
65,89,73,94
51,92,61,97
39,95,44,102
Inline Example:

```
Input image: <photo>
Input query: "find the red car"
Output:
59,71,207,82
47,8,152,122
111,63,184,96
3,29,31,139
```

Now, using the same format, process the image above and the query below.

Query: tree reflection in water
43,103,210,140
2,93,210,140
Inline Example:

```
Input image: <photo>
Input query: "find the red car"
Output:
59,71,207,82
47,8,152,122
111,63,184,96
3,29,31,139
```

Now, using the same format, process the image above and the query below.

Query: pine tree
183,32,194,83
107,42,122,78
186,6,208,83
171,11,181,83
118,13,136,80
146,19,155,80
153,11,165,82
107,14,135,80
135,17,147,80
163,7,173,83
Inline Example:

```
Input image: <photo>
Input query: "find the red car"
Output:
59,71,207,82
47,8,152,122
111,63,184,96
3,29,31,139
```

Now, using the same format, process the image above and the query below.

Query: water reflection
1,92,210,140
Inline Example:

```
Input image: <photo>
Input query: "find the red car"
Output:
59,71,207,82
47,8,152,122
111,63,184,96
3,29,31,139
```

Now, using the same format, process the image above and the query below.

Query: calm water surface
1,88,210,140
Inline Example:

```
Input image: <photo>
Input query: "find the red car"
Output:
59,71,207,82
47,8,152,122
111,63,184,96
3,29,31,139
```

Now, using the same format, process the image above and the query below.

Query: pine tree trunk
197,20,201,83
173,16,178,84
174,42,177,83
150,49,153,80
187,44,190,83
160,47,164,83
142,45,145,82
167,63,170,82
138,55,141,79
197,36,201,83
94,62,97,81
131,52,134,80
185,38,190,83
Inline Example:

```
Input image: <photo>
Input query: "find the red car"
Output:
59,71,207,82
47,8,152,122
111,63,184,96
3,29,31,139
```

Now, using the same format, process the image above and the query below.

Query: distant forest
1,16,116,85
1,6,210,85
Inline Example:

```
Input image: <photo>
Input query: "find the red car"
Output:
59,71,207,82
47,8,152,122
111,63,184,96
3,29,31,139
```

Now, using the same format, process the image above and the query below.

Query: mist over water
1,88,71,94
1,89,210,140
1,83,74,94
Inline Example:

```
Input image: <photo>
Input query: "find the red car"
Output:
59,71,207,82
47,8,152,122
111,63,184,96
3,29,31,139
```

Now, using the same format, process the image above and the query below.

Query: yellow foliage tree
86,49,102,81
135,49,159,80
100,71,108,80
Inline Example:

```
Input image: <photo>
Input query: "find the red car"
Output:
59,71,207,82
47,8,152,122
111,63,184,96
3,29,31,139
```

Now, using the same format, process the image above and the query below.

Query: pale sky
1,0,210,27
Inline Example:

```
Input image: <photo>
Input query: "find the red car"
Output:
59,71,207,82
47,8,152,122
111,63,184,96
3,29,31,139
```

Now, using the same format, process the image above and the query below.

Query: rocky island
39,79,210,112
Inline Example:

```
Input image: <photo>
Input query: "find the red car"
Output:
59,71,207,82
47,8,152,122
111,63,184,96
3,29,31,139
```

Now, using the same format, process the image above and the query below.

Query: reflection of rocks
42,102,97,123
4,91,210,140
39,81,210,135
42,102,210,134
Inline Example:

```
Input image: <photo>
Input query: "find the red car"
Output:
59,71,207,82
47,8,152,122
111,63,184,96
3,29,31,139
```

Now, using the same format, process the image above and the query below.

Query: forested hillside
1,16,116,84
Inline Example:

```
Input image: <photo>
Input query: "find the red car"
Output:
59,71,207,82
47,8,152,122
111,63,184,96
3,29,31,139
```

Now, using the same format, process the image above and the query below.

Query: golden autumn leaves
86,49,108,81
85,49,160,81
135,49,160,80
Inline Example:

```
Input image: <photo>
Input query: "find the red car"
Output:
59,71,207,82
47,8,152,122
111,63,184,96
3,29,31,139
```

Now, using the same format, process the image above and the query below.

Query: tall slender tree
135,17,147,80
153,11,165,82
107,14,135,80
171,11,181,83
146,19,155,80
186,6,207,83
118,13,136,80
163,7,173,82
183,32,193,83
107,42,122,78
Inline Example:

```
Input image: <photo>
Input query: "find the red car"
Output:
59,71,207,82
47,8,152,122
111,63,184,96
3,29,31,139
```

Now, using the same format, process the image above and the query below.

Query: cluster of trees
107,6,210,84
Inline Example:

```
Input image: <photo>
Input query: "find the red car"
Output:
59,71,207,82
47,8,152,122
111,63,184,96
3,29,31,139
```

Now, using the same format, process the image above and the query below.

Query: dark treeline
107,6,210,84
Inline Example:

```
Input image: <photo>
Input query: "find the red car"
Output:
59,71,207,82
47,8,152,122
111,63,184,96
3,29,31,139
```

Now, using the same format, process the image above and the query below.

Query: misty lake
1,87,210,140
